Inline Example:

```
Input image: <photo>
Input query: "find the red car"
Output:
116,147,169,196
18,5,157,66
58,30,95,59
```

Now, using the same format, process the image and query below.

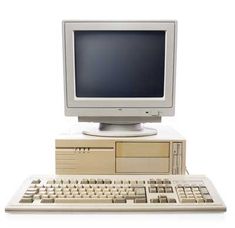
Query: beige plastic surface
116,158,169,173
55,127,186,175
56,148,115,174
56,139,114,148
5,175,226,212
116,142,169,157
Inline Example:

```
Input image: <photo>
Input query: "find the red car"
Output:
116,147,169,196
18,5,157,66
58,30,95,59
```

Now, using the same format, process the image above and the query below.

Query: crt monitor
62,21,177,137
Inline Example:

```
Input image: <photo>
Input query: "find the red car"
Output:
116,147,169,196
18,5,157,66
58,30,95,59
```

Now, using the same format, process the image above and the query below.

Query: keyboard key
55,198,113,203
159,197,167,203
180,198,196,203
165,187,173,193
168,198,177,203
135,198,147,203
163,179,171,184
203,195,213,203
31,179,41,184
97,179,104,184
41,198,55,203
148,179,156,184
200,187,209,194
89,179,96,184
149,187,157,193
19,198,33,203
177,187,184,192
23,194,34,198
196,198,204,203
150,198,159,203
81,179,89,184
157,179,163,184
33,194,41,200
55,180,63,184
113,198,126,203
104,179,112,184
46,180,54,184
135,188,145,195
158,187,165,193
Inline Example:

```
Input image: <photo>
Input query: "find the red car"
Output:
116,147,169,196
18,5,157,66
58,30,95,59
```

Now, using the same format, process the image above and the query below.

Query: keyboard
5,175,226,212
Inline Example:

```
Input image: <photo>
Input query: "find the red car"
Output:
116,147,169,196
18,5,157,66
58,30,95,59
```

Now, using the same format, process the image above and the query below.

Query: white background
0,0,235,227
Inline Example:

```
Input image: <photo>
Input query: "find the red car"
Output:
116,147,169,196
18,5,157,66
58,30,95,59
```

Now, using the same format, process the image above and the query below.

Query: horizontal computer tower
55,126,186,175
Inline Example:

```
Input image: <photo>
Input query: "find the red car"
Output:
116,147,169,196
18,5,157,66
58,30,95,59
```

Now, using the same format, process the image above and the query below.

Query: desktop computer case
55,126,186,175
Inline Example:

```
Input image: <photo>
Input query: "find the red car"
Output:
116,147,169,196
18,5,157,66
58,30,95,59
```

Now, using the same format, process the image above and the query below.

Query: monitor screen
74,31,165,98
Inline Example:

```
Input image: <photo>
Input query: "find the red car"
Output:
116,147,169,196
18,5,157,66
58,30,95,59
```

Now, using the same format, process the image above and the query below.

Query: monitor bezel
63,21,177,117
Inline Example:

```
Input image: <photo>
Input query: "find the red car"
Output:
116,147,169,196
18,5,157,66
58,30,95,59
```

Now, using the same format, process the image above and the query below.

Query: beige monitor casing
63,21,177,122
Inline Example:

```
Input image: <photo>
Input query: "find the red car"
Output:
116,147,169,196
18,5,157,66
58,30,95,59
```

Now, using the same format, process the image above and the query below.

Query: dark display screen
74,31,165,97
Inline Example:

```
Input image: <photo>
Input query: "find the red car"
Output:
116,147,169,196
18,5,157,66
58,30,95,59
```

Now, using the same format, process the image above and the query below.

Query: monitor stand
82,123,157,137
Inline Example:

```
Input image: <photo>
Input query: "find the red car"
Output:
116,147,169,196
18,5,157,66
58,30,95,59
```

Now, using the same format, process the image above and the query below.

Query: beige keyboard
5,175,226,212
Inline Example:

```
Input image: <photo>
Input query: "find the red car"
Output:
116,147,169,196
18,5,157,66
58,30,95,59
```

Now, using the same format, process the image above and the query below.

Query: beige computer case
55,126,186,175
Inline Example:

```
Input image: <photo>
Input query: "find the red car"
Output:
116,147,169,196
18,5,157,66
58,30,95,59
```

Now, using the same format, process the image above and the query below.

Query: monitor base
83,123,157,137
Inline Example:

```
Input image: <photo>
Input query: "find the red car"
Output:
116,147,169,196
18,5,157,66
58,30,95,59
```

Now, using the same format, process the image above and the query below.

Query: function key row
45,179,113,185
44,179,146,185
33,178,171,186
148,179,171,184
81,179,112,184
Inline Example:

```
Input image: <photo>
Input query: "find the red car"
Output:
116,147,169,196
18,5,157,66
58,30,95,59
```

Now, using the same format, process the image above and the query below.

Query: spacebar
54,198,113,203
